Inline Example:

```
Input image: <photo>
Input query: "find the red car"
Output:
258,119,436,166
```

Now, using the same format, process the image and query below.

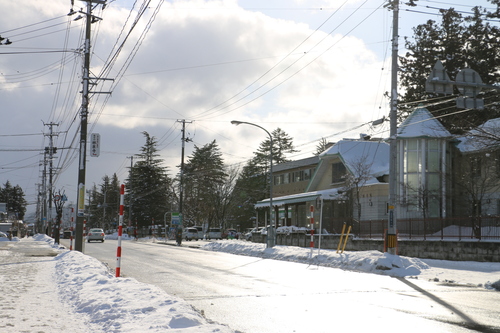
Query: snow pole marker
309,205,314,258
70,226,73,251
83,219,86,252
116,184,125,278
337,223,346,253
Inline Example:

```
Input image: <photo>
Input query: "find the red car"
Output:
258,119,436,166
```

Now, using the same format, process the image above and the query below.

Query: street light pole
231,120,275,248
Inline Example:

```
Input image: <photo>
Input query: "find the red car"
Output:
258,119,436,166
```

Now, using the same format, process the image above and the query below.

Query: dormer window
332,162,347,183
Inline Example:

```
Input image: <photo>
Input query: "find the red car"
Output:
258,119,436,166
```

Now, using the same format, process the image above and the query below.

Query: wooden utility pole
177,119,192,224
74,0,107,252
387,0,399,254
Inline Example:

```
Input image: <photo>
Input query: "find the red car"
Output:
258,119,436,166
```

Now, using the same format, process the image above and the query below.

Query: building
255,106,500,239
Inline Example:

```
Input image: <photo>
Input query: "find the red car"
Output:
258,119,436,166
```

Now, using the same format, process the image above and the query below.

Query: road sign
425,60,453,95
90,133,100,157
171,212,182,225
455,68,482,97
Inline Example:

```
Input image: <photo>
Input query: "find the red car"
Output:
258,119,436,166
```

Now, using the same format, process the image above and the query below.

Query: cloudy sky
0,0,492,217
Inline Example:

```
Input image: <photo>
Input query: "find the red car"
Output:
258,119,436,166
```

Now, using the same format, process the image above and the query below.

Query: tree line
86,129,298,232
6,1,500,230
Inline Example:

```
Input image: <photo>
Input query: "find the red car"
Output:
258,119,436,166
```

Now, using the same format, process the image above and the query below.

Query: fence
356,216,500,241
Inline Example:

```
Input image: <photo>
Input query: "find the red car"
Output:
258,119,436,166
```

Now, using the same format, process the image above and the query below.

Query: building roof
255,188,344,208
318,139,390,181
273,156,319,173
397,106,452,139
456,117,500,153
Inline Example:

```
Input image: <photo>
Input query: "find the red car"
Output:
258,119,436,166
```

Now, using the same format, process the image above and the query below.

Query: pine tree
0,181,27,220
254,128,298,166
126,132,173,229
182,140,229,228
90,174,121,230
314,138,330,156
399,4,500,133
231,159,267,229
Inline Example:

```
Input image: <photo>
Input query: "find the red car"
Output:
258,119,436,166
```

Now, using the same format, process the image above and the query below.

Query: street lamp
231,120,275,248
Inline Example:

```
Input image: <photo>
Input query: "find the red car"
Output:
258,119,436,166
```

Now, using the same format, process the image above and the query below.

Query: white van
183,227,199,241
205,228,222,240
193,226,204,239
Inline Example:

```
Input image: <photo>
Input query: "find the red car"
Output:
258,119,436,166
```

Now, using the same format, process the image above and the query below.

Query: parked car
193,226,204,239
87,228,105,243
205,228,222,240
222,229,238,239
183,227,199,241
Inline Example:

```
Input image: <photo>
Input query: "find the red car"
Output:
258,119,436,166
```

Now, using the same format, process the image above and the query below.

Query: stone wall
252,233,500,262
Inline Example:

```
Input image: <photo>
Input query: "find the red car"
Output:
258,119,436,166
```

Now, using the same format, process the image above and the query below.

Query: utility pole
73,0,108,252
127,156,134,227
387,0,399,254
177,119,192,223
41,151,48,234
44,122,59,237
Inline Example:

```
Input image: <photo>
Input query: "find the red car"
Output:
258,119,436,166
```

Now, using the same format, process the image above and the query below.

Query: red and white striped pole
116,184,125,278
69,226,74,251
310,205,314,257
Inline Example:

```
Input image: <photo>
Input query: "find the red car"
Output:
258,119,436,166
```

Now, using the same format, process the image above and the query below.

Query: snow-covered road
83,237,500,333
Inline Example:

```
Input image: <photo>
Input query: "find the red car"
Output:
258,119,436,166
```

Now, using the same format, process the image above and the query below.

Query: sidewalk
0,235,234,333
0,237,90,333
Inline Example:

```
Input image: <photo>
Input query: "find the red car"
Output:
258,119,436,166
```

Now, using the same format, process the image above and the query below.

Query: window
332,162,347,183
471,158,481,178
304,168,312,180
402,139,443,218
283,173,290,184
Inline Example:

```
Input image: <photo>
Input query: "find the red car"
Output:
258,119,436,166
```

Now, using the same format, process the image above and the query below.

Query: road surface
70,239,500,333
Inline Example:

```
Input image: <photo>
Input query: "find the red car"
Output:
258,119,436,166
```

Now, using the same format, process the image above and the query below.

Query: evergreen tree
87,183,100,229
0,181,27,220
231,129,298,229
399,3,500,133
126,132,173,230
230,159,267,229
314,138,330,156
254,128,298,166
182,140,229,228
90,174,121,230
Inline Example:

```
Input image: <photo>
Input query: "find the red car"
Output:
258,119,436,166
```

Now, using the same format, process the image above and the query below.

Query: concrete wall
253,233,500,262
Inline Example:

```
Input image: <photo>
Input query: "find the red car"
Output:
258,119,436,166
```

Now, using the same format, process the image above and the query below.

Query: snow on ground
0,234,233,333
201,240,500,289
0,234,499,333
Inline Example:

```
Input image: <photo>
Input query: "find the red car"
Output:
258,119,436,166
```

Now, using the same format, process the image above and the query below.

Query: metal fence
355,217,500,241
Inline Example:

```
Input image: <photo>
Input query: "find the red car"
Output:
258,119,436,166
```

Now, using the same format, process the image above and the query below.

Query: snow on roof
397,106,452,139
320,139,389,180
255,188,343,208
456,117,500,153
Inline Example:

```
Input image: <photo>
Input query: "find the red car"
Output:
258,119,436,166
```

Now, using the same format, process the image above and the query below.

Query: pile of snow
105,232,134,240
201,241,500,290
28,234,234,333
201,241,425,277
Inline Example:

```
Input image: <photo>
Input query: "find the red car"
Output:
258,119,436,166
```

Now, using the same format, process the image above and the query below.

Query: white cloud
1,0,394,213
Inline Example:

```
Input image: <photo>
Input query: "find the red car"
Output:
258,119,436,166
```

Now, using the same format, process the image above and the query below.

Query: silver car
87,228,105,243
